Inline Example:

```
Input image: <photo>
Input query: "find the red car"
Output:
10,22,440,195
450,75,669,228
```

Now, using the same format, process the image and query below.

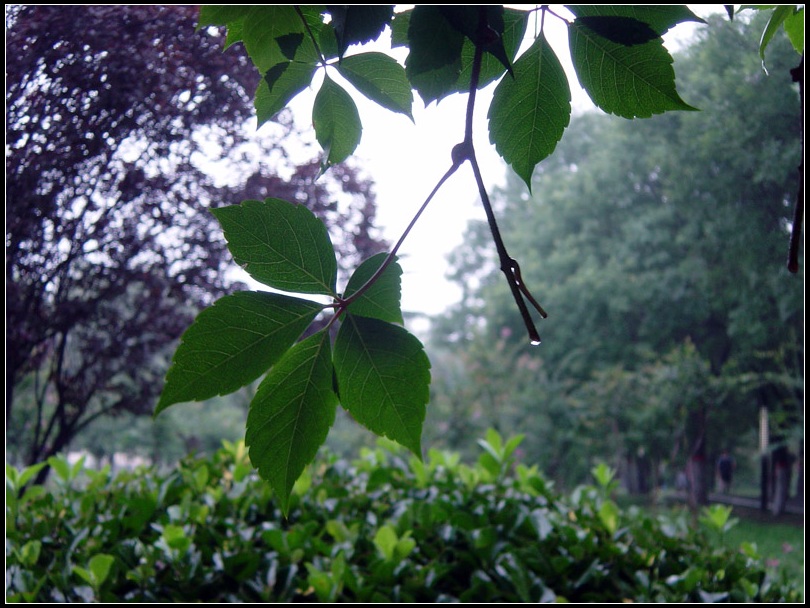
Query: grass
720,516,804,598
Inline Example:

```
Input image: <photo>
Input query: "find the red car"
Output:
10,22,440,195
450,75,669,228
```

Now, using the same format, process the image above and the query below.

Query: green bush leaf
246,330,337,516
343,252,404,324
211,198,338,296
565,5,705,35
337,52,414,120
568,19,698,118
156,291,321,414
256,62,318,128
47,455,71,482
334,315,430,457
88,554,115,587
313,75,363,168
488,33,571,191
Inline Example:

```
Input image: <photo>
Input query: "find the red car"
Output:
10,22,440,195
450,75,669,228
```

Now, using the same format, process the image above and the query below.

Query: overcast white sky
263,6,715,321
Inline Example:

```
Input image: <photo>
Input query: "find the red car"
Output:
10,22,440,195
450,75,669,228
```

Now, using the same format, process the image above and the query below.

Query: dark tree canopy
5,5,386,467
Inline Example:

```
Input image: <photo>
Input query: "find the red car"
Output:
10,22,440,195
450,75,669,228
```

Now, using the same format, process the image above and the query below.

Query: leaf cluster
156,198,430,515
6,439,802,602
198,5,702,188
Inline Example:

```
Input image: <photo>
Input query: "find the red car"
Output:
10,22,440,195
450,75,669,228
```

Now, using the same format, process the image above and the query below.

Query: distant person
771,446,795,515
716,450,735,494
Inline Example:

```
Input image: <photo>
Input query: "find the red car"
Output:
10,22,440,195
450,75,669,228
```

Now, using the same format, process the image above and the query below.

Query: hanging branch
787,55,803,274
455,7,548,345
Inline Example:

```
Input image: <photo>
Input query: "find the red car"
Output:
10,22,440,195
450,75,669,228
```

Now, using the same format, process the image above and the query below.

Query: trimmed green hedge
6,431,801,602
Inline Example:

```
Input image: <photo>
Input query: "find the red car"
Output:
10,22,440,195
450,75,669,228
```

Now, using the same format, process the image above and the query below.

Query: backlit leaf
569,19,698,118
256,62,317,128
758,5,795,68
337,52,414,120
156,291,321,414
456,8,529,93
782,8,804,56
343,252,404,324
488,33,571,191
211,198,338,295
565,5,705,35
574,16,660,46
328,6,395,57
405,6,464,104
241,6,316,70
246,330,337,516
334,315,430,457
313,75,363,168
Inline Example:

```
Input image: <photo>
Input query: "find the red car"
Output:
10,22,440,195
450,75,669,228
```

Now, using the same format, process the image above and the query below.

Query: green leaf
313,75,363,168
569,19,698,119
598,500,620,535
156,291,321,414
196,6,252,30
334,315,430,457
88,554,115,587
759,5,795,68
255,62,318,128
13,462,47,489
241,6,316,71
783,8,804,55
456,8,529,93
565,5,705,35
343,252,404,324
337,52,414,120
47,455,71,482
390,9,411,48
488,33,571,191
246,330,337,516
328,6,395,57
405,6,464,104
574,16,660,46
211,198,338,295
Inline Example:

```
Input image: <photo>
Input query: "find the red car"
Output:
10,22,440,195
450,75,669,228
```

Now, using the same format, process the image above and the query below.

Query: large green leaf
337,52,414,120
456,8,529,93
241,6,317,71
565,5,705,35
313,75,363,168
405,6,464,104
569,19,698,119
782,7,804,56
334,315,430,457
343,252,404,324
245,330,337,516
758,5,799,67
256,62,317,128
211,198,338,296
488,33,571,191
155,291,322,415
328,6,395,57
196,6,252,30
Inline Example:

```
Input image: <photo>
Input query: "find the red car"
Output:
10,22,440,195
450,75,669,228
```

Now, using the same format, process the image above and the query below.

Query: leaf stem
294,6,328,69
329,162,461,328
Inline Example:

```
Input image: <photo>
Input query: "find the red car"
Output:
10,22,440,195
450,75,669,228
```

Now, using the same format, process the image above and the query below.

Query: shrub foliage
6,432,801,602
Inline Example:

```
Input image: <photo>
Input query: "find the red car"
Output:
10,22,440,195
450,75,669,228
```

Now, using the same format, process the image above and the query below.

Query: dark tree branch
787,55,803,273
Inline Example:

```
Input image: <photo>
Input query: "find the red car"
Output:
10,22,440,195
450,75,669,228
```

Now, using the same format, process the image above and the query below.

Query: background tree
432,13,803,497
5,5,387,470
